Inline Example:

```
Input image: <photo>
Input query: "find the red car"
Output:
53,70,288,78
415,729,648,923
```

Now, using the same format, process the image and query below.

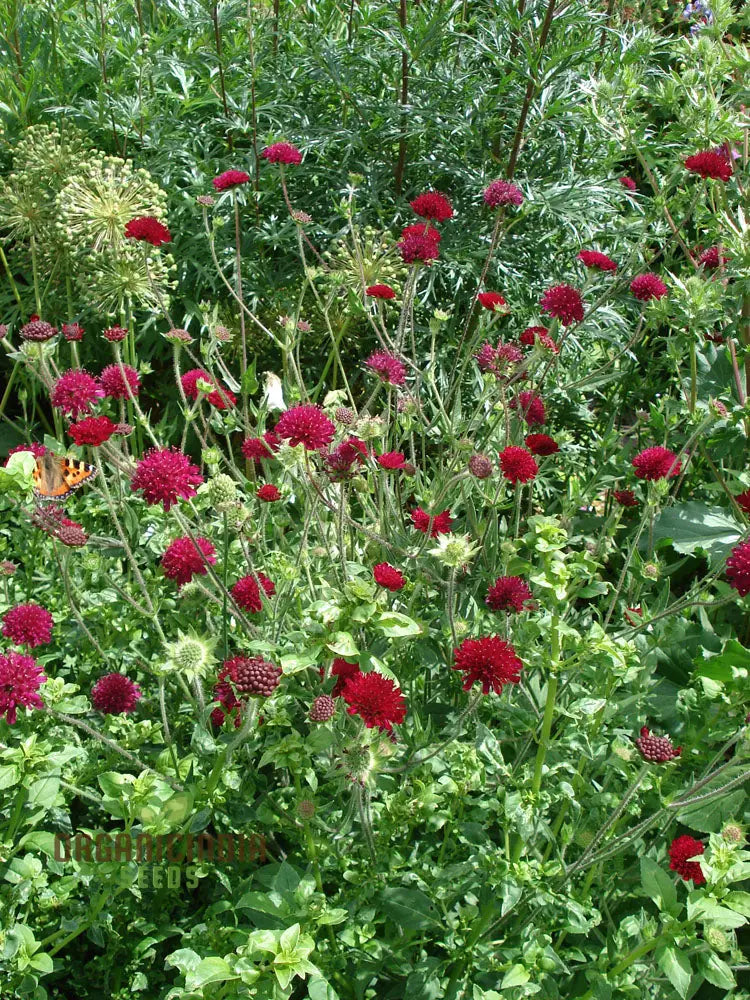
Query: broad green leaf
723,891,750,917
164,948,201,975
501,964,530,988
676,789,746,833
640,856,679,916
694,640,750,683
656,945,692,999
184,956,236,990
162,790,194,825
378,887,440,929
376,612,423,638
308,976,340,1000
0,765,19,789
27,776,60,810
650,502,743,563
697,952,736,989
325,632,359,656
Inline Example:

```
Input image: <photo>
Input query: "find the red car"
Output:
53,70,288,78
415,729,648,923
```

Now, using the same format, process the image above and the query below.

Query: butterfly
32,453,97,502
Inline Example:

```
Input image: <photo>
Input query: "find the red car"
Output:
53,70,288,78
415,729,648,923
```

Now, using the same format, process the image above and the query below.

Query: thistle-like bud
164,631,217,680
207,474,238,511
469,454,493,479
428,533,480,568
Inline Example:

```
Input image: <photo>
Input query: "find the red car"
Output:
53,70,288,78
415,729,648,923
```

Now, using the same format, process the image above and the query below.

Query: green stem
29,234,42,315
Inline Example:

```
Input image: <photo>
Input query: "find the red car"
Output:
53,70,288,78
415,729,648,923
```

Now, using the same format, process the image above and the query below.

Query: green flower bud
705,927,729,952
207,474,238,511
429,533,480,568
163,630,216,681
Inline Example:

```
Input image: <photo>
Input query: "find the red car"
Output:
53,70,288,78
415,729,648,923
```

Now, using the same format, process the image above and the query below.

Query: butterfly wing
33,454,97,501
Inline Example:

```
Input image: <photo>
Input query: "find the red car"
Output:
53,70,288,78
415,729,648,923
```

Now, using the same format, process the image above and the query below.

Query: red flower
613,488,638,507
483,179,524,208
5,442,47,467
373,563,405,591
327,658,361,697
635,726,681,763
241,432,280,462
20,320,57,342
342,671,406,731
734,489,750,514
630,273,668,301
100,363,140,399
486,577,534,613
540,284,584,325
213,169,251,191
698,246,728,270
632,446,681,481
68,415,117,447
161,536,217,587
453,636,523,695
181,369,236,409
50,370,104,418
499,445,538,484
0,651,46,724
668,835,705,884
221,655,281,697
211,676,242,728
257,484,282,502
62,323,84,342
477,292,507,312
510,391,546,426
310,695,336,722
685,151,732,181
401,224,441,244
409,191,453,222
131,447,203,510
365,351,406,386
398,231,440,264
124,216,172,246
2,603,53,648
468,454,493,479
323,437,369,481
275,404,335,450
261,142,302,165
376,451,407,470
619,176,636,191
410,508,453,536
232,572,276,612
726,539,750,597
91,673,141,714
366,284,396,299
577,250,617,272
520,326,559,353
103,326,128,342
525,433,558,455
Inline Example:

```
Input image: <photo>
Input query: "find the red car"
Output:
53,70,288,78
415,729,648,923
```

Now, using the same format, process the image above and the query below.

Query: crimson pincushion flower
486,577,534,614
231,572,276,612
261,142,302,165
131,447,203,510
103,326,128,343
50,370,105,418
685,151,732,182
342,671,406,731
257,484,282,502
373,563,405,591
20,319,58,342
91,673,141,715
366,284,396,300
453,635,523,695
632,446,681,481
499,445,538,484
68,415,117,447
124,216,172,246
161,536,217,587
327,658,361,697
2,604,53,648
221,655,281,697
698,246,728,270
613,488,638,507
241,432,280,462
525,433,558,456
668,835,705,884
409,191,453,222
520,326,559,353
735,489,750,514
212,169,251,191
181,369,236,409
398,230,440,264
577,250,617,272
630,273,668,302
540,284,584,326
323,437,369,480
100,363,140,399
510,391,546,426
365,350,406,387
5,442,46,467
635,726,681,763
725,539,750,597
274,404,335,450
376,451,408,470
0,651,46,724
619,176,636,191
62,323,84,342
483,179,523,208
478,292,507,312
410,508,453,537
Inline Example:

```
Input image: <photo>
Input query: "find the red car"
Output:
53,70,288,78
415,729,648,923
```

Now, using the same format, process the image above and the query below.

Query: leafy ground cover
0,0,748,998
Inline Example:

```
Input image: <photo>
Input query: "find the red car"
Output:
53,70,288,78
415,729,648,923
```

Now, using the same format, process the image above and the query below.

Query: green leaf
723,891,750,917
697,952,736,990
28,951,53,974
375,612,423,638
656,945,692,999
308,977,340,1000
281,651,320,674
26,776,60,810
650,502,743,564
325,632,359,656
0,765,20,789
162,789,194,826
378,888,440,930
640,856,679,916
501,964,530,988
184,956,236,990
676,789,746,833
694,640,750,682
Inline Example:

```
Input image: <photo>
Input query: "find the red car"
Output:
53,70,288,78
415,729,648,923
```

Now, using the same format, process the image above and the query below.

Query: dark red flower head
373,563,405,591
486,576,534,613
613,488,638,507
257,484,282,502
366,284,396,300
525,433,558,455
2,603,53,648
632,446,681,481
726,539,750,597
376,451,408,470
328,658,361,697
468,454,493,479
410,508,453,536
540,284,584,326
734,489,750,514
68,415,117,447
635,726,681,763
50,370,104,418
401,224,441,244
483,179,524,208
698,246,728,270
241,432,280,462
668,835,705,884
0,651,46,724
103,326,128,342
161,536,217,587
453,636,523,695
685,151,732,181
5,442,47,467
275,404,335,450
409,191,453,222
124,216,172,246
310,695,336,722
261,142,302,165
222,655,281,697
322,436,369,481
62,323,84,342
520,326,559,353
100,363,140,400
91,673,141,714
366,351,406,386
212,169,251,191
631,273,668,301
510,391,546,426
499,445,538,484
619,176,636,191
231,572,276,612
577,250,617,272
181,369,236,409
398,231,440,264
342,671,406,731
477,292,507,312
131,447,203,510
20,320,57,342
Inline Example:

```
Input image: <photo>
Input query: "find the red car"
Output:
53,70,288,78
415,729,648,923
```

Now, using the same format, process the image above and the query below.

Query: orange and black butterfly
32,453,97,502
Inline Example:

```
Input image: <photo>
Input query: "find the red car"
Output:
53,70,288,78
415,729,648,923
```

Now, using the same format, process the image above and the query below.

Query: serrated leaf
697,952,736,989
640,856,679,916
656,945,691,999
651,502,743,563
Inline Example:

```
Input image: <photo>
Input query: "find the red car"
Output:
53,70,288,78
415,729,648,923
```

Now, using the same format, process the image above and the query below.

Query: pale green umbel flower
163,630,217,682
